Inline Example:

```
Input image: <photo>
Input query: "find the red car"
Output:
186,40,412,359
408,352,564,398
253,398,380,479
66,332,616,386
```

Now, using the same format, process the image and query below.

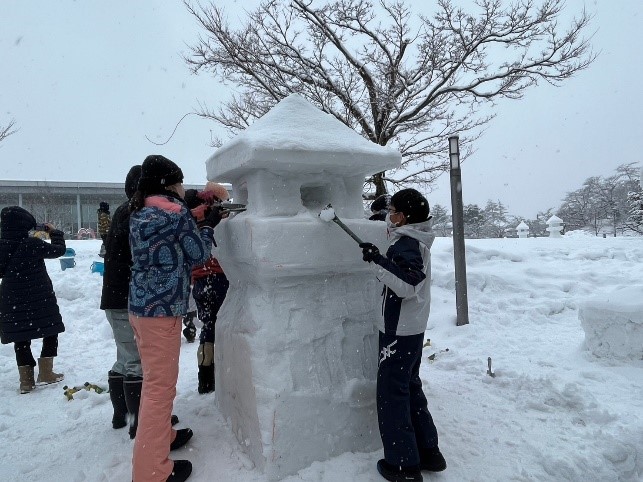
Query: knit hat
184,189,201,210
137,155,184,193
1,206,37,240
99,202,110,212
390,188,430,224
370,194,391,213
124,165,142,199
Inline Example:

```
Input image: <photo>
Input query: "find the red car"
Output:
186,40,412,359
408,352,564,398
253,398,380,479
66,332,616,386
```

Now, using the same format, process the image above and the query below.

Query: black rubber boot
123,375,142,439
197,363,215,394
123,376,180,439
107,371,128,429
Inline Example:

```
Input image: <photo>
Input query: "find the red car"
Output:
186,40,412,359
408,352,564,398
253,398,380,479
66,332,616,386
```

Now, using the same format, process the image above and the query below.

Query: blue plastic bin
90,261,104,276
60,258,76,271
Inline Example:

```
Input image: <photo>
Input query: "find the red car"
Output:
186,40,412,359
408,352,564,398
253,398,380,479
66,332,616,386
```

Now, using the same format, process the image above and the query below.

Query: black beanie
183,189,201,210
390,188,430,224
125,165,142,199
370,194,391,213
137,155,184,194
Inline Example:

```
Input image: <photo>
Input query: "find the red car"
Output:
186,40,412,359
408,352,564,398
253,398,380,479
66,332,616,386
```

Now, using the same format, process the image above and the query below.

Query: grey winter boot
18,365,36,394
108,371,128,429
36,357,64,385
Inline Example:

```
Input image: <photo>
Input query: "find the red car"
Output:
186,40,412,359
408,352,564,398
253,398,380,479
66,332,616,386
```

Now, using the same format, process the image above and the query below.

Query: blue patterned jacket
129,195,214,317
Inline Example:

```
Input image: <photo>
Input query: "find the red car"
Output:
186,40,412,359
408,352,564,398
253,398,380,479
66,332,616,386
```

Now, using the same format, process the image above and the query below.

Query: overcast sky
1,0,641,218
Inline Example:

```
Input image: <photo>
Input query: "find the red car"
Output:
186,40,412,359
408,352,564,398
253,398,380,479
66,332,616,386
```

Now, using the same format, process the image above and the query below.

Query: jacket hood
125,165,143,199
0,206,37,240
388,219,435,249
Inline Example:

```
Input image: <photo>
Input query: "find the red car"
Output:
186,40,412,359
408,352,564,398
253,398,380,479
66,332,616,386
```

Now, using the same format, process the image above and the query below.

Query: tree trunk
373,172,387,196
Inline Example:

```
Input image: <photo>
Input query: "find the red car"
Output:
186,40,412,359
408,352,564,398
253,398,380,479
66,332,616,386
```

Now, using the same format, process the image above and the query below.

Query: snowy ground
0,235,641,482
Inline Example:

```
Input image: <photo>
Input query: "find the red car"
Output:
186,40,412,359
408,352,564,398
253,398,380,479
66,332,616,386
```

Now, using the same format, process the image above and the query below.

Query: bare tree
184,0,595,195
557,164,641,236
0,119,17,144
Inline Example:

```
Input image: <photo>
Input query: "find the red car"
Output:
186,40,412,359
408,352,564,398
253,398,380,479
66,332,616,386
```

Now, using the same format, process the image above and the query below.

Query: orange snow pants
130,314,182,482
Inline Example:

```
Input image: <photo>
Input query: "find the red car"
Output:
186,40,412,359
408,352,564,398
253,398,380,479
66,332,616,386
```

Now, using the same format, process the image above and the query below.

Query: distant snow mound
579,285,643,361
564,230,595,238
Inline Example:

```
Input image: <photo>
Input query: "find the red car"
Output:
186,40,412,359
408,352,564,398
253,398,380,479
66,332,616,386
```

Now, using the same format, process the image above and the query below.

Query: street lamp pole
449,136,469,326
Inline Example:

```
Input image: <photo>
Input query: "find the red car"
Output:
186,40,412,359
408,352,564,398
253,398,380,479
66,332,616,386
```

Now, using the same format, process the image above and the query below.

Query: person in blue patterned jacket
128,155,223,482
359,188,447,482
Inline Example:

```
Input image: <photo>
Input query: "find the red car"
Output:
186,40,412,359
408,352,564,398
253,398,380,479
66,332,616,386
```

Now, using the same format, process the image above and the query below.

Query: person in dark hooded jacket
100,165,180,439
100,165,144,436
0,206,66,394
359,188,446,482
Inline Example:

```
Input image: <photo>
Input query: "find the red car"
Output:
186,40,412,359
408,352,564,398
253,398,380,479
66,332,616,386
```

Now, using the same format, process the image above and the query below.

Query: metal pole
449,136,469,326
76,193,82,233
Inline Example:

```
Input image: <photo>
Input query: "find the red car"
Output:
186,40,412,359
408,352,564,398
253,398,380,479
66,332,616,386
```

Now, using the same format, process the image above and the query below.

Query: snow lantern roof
207,94,401,182
547,215,563,223
517,221,529,229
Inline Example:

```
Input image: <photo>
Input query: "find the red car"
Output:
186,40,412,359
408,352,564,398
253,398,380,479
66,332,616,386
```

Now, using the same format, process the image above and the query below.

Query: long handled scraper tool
318,204,364,245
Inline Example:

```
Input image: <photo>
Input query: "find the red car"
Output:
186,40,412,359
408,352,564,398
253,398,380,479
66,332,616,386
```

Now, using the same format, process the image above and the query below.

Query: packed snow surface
0,236,641,481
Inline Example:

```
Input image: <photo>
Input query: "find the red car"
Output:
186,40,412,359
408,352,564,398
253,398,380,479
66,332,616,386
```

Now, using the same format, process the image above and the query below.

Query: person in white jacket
359,188,447,482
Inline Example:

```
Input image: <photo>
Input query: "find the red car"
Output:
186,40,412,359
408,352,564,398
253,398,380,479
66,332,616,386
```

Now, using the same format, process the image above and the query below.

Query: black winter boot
376,459,422,482
197,342,215,394
123,376,142,439
419,447,447,472
197,364,215,394
167,460,192,482
170,428,194,451
107,371,128,429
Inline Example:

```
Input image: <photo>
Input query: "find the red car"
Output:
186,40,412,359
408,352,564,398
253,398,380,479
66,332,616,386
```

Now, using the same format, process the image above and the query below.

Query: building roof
0,180,227,196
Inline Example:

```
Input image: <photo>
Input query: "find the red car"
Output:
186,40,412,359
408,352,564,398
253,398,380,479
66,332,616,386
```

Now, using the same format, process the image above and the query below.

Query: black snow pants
377,331,439,467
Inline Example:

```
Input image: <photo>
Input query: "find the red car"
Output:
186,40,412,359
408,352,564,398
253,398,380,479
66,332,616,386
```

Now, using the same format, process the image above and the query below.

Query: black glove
359,242,381,263
199,206,223,228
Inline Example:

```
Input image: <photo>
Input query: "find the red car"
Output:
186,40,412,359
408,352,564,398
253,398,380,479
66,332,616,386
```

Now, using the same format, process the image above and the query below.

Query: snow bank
579,286,643,361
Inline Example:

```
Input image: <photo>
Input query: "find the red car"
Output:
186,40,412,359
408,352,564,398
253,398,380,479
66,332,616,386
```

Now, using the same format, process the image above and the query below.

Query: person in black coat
0,206,66,394
100,165,145,436
100,165,179,438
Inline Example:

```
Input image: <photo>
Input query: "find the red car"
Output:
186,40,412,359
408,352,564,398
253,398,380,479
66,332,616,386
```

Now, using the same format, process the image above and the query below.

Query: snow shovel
319,204,364,245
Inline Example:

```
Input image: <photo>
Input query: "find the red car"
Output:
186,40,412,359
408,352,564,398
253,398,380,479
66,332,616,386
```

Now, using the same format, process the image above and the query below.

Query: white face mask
385,212,396,228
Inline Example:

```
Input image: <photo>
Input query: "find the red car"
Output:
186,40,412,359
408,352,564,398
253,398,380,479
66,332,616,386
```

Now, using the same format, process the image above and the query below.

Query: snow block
578,286,643,361
214,215,385,480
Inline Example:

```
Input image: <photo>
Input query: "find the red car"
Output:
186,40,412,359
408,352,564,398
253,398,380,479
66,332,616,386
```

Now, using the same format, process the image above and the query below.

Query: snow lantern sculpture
546,215,564,238
516,221,529,238
206,94,401,479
